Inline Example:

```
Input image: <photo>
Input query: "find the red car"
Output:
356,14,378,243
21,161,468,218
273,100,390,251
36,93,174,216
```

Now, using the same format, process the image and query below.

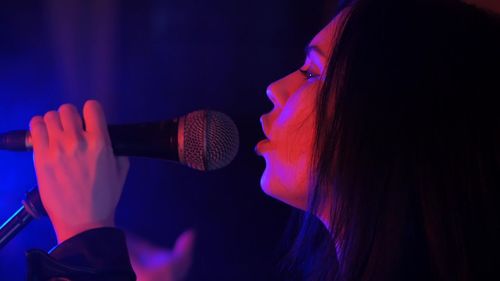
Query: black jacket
26,227,136,281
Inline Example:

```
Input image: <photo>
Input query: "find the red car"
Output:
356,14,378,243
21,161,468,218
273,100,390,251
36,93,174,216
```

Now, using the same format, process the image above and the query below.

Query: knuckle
58,104,78,117
84,100,104,119
29,116,44,127
59,105,83,128
85,99,99,107
64,136,86,153
48,146,64,163
44,111,58,121
58,103,77,112
88,135,107,150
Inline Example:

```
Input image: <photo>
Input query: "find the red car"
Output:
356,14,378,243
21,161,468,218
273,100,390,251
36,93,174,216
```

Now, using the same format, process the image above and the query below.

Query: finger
172,229,196,279
83,100,111,144
173,229,196,257
58,103,84,139
29,115,49,152
43,111,63,147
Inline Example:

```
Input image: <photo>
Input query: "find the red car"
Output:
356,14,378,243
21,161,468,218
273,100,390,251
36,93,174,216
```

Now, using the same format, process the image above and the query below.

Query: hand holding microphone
30,100,130,243
0,100,239,249
0,100,239,281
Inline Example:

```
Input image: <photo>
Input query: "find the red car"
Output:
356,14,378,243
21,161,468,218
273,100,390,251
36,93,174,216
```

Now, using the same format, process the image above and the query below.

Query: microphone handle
0,120,181,161
108,120,179,161
0,188,46,250
0,206,33,249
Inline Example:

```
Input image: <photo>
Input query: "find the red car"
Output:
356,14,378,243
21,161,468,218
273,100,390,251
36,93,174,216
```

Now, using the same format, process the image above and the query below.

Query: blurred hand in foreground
127,230,196,281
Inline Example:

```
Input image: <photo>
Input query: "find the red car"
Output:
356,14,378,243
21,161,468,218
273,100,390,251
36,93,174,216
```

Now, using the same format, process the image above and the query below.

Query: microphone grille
182,110,239,171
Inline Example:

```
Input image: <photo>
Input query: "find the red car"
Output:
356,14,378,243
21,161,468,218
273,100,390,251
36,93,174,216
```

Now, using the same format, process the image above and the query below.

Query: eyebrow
304,45,326,58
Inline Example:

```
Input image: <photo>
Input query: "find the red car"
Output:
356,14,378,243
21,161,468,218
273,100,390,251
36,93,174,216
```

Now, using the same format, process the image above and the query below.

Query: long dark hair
286,0,500,280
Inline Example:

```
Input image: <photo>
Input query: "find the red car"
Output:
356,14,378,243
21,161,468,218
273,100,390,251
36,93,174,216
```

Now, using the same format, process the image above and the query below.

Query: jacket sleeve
25,227,136,281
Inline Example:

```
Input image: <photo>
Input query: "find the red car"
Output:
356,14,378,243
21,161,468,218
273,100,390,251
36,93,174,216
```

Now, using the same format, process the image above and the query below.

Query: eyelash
299,68,316,80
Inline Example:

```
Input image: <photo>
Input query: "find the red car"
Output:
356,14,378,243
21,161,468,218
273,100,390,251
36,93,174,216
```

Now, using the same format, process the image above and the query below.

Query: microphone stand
0,188,46,249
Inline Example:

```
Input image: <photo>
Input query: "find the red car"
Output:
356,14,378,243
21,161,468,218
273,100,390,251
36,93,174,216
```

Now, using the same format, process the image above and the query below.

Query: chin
259,167,308,210
259,168,279,197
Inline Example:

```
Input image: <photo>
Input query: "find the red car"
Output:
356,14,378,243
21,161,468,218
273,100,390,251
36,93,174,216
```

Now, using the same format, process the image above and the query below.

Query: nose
265,78,289,108
266,85,280,108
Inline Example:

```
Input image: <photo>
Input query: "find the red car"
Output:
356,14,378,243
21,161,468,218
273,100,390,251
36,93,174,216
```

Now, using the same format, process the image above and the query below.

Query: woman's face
256,15,345,210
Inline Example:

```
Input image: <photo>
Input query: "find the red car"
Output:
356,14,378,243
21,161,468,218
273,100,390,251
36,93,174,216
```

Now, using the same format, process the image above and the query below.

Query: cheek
261,119,316,210
278,96,316,156
273,110,316,161
260,83,319,209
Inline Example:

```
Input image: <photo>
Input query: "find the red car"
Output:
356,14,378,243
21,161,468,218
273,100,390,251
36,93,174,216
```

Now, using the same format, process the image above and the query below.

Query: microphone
0,110,240,171
0,110,239,249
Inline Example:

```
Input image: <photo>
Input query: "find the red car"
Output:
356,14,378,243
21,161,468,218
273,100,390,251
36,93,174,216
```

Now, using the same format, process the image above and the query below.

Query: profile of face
256,13,346,211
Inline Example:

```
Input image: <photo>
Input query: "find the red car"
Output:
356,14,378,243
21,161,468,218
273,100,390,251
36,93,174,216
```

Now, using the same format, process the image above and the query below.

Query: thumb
172,229,196,279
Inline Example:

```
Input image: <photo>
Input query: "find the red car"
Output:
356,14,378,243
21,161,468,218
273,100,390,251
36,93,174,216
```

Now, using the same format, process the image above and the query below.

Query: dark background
0,0,334,280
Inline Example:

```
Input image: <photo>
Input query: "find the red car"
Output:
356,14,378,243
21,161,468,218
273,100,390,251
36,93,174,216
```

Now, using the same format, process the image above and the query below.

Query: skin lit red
255,11,348,228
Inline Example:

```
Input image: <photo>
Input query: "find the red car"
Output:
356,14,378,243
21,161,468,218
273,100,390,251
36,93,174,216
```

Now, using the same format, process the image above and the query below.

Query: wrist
53,217,116,244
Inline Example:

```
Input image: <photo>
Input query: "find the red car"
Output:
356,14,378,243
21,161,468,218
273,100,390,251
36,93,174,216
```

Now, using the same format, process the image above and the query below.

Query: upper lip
259,115,272,141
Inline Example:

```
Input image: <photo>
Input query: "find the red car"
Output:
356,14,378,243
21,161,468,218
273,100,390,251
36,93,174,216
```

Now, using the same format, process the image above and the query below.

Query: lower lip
255,139,272,155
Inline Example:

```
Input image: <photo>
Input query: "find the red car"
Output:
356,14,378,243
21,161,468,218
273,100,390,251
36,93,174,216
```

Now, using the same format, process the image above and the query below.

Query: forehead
309,9,350,53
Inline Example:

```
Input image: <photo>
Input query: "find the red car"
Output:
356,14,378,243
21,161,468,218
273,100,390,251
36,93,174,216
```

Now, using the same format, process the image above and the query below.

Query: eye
299,68,317,80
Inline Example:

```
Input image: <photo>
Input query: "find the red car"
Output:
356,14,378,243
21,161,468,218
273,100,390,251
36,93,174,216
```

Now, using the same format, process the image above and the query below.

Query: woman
257,0,500,279
26,0,500,280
